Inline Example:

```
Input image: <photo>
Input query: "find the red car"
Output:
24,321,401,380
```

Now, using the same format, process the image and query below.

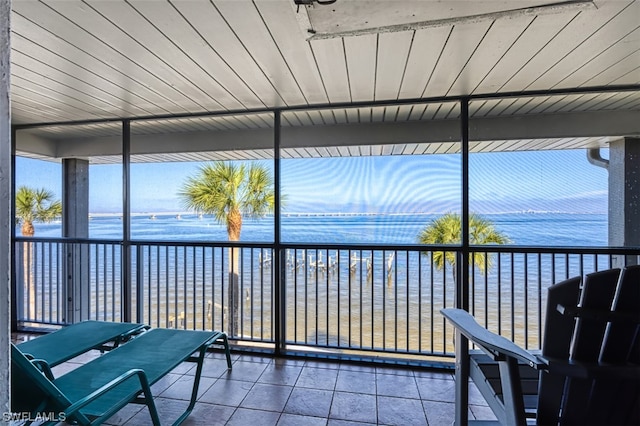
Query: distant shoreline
86,210,608,218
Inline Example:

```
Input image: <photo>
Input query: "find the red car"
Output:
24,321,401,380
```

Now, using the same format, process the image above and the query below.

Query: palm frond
15,186,60,223
417,212,508,274
243,163,275,219
15,186,61,235
178,161,277,241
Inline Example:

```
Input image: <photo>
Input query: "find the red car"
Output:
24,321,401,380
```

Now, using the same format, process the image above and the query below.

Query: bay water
31,212,607,246
21,213,609,355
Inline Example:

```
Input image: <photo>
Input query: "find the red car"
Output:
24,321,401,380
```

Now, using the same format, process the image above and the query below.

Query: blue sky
16,148,608,215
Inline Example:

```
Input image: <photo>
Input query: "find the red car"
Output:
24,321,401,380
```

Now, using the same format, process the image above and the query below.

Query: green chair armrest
30,359,55,381
64,368,160,425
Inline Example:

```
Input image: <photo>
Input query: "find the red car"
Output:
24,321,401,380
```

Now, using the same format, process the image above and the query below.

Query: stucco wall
0,0,12,418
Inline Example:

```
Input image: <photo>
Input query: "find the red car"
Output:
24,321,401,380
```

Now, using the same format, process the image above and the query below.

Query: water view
29,211,607,247
15,150,612,356
16,212,611,358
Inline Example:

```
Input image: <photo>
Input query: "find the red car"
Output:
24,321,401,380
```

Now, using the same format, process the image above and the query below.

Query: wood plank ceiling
9,0,640,161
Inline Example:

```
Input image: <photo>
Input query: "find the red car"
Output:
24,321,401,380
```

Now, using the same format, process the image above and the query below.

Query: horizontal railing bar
468,245,640,254
15,237,124,245
16,237,640,255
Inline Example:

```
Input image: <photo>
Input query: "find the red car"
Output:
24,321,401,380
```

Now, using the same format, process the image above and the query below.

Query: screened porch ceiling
10,0,640,164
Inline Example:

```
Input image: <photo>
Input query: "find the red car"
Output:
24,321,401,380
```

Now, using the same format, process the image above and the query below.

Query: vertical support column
122,120,132,323
62,159,89,238
455,98,470,425
62,158,90,323
459,98,470,311
0,0,11,416
609,137,640,267
273,110,285,355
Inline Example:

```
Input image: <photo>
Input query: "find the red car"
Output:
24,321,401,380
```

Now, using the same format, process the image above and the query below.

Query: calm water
18,212,610,353
28,212,608,246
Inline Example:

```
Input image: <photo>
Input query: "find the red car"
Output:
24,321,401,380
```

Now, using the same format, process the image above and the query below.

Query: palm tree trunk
22,241,36,321
452,261,457,288
22,221,34,237
18,221,37,321
228,245,240,338
451,260,459,309
227,210,242,337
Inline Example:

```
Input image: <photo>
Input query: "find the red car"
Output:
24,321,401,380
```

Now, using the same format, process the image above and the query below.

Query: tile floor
13,334,496,425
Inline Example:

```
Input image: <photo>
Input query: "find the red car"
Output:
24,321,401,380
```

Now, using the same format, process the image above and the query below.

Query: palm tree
179,162,275,240
179,162,276,335
15,186,62,236
15,186,61,320
417,212,509,283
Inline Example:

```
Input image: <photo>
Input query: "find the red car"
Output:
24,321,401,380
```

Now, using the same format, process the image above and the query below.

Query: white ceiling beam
16,108,640,160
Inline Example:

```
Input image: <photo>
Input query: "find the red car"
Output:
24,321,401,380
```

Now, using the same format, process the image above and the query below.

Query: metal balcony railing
13,237,640,361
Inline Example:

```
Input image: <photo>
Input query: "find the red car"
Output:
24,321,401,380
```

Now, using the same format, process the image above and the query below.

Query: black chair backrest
536,268,640,425
537,275,582,425
562,268,621,424
592,265,640,425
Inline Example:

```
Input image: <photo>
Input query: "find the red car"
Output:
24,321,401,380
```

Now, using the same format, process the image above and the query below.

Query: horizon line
84,210,607,218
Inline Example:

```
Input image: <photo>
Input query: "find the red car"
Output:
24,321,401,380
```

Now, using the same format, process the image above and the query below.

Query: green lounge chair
17,320,149,367
442,266,640,425
12,328,232,426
